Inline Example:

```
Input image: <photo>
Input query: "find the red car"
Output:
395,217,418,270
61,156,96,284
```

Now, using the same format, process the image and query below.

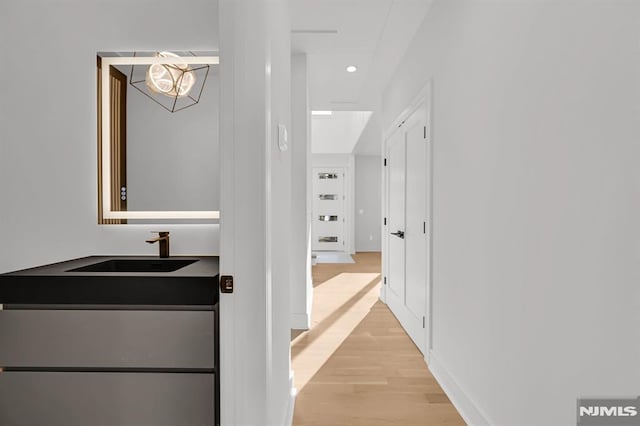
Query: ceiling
291,0,433,111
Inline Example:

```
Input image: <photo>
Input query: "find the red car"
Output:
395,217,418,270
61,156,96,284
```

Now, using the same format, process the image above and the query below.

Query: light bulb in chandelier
145,52,196,98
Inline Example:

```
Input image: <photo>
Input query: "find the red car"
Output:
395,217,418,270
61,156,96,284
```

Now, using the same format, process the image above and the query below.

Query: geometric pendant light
129,51,210,113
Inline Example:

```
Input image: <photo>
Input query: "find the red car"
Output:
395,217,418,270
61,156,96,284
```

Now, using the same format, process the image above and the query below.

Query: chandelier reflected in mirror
129,51,210,113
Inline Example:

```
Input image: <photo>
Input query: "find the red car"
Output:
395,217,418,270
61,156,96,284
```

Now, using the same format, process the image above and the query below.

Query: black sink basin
67,259,198,273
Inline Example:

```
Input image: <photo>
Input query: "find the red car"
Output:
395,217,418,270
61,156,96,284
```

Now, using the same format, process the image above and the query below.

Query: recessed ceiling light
312,111,333,116
346,65,357,73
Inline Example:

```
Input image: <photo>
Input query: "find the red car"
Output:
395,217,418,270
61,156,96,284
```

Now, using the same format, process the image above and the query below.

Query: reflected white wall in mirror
98,52,220,222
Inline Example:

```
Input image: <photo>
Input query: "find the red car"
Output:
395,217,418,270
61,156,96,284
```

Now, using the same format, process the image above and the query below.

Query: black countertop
0,256,219,306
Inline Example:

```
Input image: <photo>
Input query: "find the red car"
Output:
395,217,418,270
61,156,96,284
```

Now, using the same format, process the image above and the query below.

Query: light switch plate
278,124,288,152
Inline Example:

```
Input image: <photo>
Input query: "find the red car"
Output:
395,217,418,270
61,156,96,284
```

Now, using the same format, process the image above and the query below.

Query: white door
404,103,428,353
312,167,345,251
385,101,429,354
386,129,406,318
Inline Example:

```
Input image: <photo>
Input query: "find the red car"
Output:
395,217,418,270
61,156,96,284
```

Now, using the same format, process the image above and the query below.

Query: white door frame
381,81,433,361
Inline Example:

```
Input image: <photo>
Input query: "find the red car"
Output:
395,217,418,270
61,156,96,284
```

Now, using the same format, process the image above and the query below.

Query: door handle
391,230,405,239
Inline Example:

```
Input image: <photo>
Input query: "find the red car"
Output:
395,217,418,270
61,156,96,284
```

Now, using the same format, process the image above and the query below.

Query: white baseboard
428,352,491,426
284,371,297,426
291,313,310,330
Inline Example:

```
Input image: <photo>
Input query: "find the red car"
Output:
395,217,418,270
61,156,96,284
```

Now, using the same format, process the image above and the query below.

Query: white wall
290,54,313,329
312,154,356,254
383,1,640,425
0,0,220,274
353,113,382,156
355,155,382,252
218,0,293,424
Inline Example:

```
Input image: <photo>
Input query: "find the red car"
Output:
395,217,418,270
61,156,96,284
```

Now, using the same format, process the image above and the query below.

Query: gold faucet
146,231,170,258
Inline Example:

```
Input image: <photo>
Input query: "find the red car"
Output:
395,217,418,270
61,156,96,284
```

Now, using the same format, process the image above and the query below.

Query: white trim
428,352,492,426
425,81,434,354
291,313,310,330
283,371,297,426
347,154,356,255
383,81,432,142
379,152,387,303
99,54,220,221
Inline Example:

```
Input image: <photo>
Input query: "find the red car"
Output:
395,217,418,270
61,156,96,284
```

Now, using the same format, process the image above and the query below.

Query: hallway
292,253,464,425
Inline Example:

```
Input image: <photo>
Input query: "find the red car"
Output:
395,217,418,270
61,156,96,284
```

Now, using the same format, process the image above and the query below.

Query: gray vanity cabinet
0,371,215,426
0,307,218,426
0,309,215,368
0,256,220,426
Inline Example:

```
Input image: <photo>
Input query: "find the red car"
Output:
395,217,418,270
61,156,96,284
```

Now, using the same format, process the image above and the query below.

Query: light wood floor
292,252,464,426
311,252,383,288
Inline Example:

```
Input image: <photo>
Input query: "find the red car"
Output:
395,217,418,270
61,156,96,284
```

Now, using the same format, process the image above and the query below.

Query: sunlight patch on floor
291,272,381,391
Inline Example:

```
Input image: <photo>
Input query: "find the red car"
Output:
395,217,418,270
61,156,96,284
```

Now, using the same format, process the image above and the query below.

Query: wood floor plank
293,253,465,425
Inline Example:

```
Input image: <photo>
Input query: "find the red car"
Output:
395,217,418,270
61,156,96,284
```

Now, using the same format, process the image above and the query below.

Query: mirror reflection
97,51,219,224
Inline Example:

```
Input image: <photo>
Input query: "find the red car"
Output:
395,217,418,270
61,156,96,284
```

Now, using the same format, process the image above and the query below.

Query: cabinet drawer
0,310,214,369
0,371,214,426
